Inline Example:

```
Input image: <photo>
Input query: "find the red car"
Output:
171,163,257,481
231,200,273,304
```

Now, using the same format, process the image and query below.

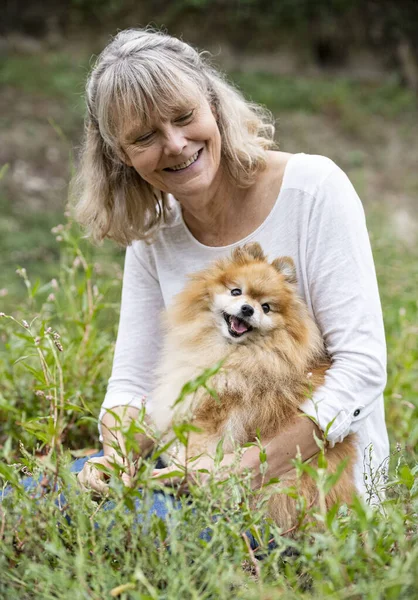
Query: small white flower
47,293,55,302
22,320,29,329
51,278,59,290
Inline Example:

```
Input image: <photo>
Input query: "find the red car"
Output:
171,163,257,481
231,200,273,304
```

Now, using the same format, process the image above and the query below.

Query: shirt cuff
300,393,365,447
98,393,151,442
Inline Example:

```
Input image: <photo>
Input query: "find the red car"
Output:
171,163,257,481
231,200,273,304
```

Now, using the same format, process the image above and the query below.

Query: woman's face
120,95,222,200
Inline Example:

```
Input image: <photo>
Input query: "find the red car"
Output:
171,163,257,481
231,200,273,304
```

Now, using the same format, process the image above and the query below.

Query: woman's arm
101,405,154,458
98,242,165,440
298,163,387,447
152,415,321,488
239,416,321,488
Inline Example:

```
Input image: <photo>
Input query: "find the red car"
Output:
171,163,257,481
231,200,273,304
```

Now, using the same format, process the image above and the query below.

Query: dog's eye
231,288,242,296
262,303,270,314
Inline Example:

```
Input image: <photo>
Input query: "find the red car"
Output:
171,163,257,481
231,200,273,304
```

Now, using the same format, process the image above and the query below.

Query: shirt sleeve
299,165,387,447
98,242,164,439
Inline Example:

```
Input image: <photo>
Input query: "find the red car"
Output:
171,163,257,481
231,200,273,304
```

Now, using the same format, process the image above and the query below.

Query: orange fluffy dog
150,243,355,527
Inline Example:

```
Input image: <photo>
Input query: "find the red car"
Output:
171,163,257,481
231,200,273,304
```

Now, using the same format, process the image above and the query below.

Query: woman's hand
77,452,136,495
78,405,154,494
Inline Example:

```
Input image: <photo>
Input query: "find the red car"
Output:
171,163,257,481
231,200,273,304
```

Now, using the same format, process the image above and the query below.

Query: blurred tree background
2,0,418,88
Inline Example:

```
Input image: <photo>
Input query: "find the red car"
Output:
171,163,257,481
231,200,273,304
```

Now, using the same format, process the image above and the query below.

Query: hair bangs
97,56,205,149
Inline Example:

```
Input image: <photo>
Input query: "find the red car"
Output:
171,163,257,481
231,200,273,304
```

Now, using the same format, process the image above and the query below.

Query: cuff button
353,409,361,417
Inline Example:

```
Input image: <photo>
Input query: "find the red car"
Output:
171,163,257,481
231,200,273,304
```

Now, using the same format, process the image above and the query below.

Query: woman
75,28,389,504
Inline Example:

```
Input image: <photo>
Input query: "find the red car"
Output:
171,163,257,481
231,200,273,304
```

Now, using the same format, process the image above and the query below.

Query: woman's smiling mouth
164,148,203,172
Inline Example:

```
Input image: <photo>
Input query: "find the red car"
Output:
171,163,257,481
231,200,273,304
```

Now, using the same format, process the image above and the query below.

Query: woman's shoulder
281,152,343,197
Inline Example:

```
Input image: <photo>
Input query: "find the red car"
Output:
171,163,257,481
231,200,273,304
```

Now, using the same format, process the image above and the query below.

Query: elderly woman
75,28,389,504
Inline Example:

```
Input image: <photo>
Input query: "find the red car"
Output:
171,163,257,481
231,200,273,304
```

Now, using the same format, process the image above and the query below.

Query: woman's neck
180,179,251,247
177,151,291,247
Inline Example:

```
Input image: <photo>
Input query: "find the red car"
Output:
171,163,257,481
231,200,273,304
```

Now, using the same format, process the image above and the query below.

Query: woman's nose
162,126,187,156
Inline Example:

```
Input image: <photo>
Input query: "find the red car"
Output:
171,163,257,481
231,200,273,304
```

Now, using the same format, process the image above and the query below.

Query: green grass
0,215,417,597
1,49,418,598
231,71,418,118
0,52,88,102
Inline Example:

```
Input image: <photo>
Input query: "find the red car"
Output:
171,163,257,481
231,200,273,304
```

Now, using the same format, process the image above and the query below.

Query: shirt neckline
175,152,301,251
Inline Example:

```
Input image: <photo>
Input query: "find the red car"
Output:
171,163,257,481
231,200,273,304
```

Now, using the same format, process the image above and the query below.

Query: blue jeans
6,451,264,551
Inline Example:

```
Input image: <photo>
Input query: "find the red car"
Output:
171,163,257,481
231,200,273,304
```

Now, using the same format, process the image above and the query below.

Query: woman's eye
135,131,154,144
231,288,242,296
175,110,194,123
262,303,270,314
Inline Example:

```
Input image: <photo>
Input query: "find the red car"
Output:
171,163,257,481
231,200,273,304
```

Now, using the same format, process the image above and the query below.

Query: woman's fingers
77,455,134,494
151,465,183,483
77,460,109,494
121,471,135,487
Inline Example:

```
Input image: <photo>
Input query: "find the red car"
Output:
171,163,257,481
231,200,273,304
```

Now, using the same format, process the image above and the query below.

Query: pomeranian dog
149,243,356,527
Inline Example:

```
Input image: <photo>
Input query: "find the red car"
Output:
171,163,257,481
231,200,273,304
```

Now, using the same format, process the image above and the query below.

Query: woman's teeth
167,150,200,171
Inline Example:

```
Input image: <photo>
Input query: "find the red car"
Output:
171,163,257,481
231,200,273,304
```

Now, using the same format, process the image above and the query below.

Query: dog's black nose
240,304,254,317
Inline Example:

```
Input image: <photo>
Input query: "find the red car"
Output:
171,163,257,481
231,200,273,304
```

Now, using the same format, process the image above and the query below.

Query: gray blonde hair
74,28,276,246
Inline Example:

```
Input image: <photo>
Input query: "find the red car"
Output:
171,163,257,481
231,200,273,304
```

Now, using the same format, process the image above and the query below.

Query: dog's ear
243,242,266,260
232,242,266,263
271,256,297,285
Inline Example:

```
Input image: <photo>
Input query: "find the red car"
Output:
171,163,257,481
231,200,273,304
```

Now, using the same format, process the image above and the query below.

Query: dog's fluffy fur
150,243,356,527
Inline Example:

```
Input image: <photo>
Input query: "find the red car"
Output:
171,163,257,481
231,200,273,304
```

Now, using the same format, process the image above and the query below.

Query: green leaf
324,414,339,439
172,360,224,408
215,439,224,465
259,448,267,464
399,464,414,490
63,403,84,412
323,458,350,495
21,362,46,383
0,461,23,490
152,470,185,480
325,501,340,529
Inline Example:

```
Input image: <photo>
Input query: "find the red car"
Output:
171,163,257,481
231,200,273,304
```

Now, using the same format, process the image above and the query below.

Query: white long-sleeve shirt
100,153,390,500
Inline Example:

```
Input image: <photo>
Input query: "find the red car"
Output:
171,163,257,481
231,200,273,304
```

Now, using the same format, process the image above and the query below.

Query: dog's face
208,245,299,345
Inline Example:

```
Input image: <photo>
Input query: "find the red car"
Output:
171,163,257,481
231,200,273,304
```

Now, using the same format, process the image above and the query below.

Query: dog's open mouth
223,312,253,338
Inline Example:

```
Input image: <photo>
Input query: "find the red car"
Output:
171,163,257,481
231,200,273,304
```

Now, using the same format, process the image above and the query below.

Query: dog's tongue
231,316,249,334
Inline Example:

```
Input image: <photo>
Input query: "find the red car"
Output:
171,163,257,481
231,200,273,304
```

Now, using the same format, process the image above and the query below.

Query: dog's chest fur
150,338,319,456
